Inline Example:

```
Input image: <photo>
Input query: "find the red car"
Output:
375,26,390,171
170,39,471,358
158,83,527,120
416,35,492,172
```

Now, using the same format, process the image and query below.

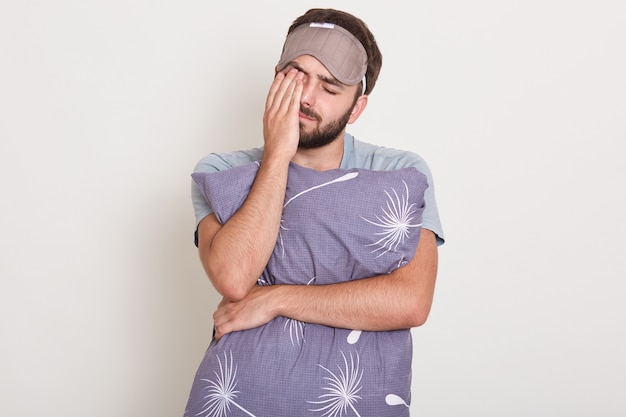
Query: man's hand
213,286,279,340
262,68,303,163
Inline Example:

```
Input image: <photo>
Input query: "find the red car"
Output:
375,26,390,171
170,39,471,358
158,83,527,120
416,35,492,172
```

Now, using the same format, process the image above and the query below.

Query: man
186,8,444,416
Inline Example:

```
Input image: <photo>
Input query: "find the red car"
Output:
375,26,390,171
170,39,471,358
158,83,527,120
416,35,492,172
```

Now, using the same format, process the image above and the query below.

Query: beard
298,105,353,149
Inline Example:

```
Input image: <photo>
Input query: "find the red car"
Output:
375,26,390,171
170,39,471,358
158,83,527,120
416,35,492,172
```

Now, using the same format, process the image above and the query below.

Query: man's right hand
262,68,303,163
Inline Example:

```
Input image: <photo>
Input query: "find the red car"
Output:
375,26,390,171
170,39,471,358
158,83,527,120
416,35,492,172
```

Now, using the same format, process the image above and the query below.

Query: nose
300,77,315,108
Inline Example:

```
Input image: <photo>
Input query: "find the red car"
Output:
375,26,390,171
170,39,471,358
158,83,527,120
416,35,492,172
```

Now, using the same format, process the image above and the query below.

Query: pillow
192,161,428,285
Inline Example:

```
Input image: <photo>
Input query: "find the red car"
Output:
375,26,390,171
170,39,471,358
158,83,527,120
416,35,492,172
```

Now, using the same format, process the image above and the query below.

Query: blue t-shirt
192,133,444,245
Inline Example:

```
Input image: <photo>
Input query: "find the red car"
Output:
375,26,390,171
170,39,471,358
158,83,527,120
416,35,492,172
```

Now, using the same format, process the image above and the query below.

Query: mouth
299,107,320,122
299,111,316,122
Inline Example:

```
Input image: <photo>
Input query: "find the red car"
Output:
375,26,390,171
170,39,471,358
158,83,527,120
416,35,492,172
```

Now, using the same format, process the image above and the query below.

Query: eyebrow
286,61,345,89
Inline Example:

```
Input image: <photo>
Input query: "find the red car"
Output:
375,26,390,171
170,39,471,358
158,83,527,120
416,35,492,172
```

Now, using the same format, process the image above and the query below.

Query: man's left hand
212,285,278,340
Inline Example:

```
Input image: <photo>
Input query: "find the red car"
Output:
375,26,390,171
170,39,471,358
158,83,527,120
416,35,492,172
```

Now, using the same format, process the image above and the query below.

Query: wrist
260,149,294,167
269,284,289,318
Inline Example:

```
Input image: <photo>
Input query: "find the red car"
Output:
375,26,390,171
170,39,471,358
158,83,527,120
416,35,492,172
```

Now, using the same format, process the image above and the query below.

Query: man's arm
212,229,438,339
197,69,304,301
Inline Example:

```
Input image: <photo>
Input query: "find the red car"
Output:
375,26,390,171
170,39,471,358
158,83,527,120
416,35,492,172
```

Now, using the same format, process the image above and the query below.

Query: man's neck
292,134,345,171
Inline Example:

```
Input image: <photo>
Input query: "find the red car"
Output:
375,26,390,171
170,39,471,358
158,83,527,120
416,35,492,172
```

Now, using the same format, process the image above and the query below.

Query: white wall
1,1,624,416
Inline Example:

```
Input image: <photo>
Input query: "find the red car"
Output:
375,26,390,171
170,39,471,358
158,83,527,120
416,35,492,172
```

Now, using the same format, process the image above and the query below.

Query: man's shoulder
349,138,428,171
194,147,264,173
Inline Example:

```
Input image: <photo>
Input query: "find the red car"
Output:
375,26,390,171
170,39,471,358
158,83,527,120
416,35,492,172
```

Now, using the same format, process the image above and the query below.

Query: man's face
278,55,361,149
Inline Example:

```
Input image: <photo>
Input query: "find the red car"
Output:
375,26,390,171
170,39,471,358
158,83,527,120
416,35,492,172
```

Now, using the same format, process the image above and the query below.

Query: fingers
262,69,303,159
288,73,304,114
265,71,285,111
265,68,302,116
212,299,242,339
212,304,230,340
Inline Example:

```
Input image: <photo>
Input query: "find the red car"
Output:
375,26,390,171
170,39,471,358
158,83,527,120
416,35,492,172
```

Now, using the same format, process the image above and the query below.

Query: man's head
278,8,382,96
275,9,382,149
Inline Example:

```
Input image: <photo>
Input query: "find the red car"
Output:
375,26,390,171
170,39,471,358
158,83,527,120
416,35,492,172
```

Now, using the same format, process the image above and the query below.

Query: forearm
274,272,431,331
199,156,290,300
273,230,438,331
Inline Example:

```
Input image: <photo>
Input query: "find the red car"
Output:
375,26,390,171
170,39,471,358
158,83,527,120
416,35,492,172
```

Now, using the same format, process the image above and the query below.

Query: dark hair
288,8,382,95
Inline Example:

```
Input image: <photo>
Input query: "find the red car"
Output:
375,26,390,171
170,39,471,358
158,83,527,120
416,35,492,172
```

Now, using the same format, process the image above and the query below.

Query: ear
348,94,369,124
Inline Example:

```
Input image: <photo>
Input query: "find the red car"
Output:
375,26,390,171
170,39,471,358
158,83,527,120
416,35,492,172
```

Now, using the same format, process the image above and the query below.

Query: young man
186,8,444,416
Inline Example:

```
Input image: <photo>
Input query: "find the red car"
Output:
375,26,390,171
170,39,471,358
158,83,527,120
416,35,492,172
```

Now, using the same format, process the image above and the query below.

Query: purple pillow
186,161,430,416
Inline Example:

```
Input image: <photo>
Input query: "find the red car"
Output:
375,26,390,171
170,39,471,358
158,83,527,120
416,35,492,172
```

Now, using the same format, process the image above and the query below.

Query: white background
1,1,625,416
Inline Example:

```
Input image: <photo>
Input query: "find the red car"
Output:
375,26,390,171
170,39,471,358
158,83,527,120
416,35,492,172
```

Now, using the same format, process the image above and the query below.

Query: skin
196,55,439,340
